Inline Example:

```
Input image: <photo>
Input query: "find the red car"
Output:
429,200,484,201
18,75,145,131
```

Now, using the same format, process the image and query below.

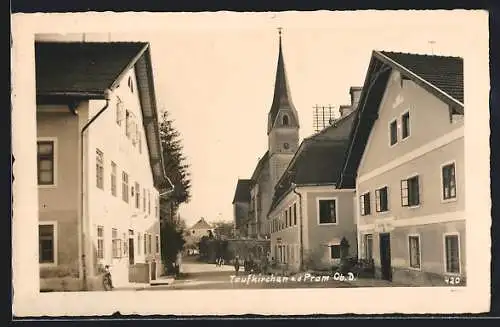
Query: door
150,260,157,280
379,233,392,281
129,238,135,265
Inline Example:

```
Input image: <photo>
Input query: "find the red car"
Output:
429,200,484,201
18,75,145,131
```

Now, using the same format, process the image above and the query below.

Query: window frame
37,137,58,188
401,110,411,140
135,182,140,209
375,186,389,213
441,161,457,203
317,197,339,225
122,171,129,203
401,174,420,208
443,232,461,275
110,161,117,197
330,244,341,260
364,234,373,260
97,225,105,259
112,228,122,259
155,235,160,254
408,234,422,270
359,191,371,216
96,148,104,190
39,221,58,266
389,118,398,147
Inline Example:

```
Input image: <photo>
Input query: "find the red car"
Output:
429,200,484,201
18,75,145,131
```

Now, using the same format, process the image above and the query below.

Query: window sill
441,197,457,204
318,223,339,226
444,271,461,276
40,262,58,268
408,266,421,271
38,184,57,189
376,210,390,215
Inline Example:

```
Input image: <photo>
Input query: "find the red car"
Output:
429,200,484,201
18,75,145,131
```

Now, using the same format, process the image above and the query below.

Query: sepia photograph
11,10,490,316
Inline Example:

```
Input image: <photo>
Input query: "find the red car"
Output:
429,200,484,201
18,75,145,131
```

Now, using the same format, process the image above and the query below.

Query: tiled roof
269,111,356,213
36,42,147,98
191,218,212,230
232,179,253,204
378,51,464,104
250,151,269,181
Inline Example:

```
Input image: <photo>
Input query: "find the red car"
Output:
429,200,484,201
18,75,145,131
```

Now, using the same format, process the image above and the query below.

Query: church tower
267,29,300,191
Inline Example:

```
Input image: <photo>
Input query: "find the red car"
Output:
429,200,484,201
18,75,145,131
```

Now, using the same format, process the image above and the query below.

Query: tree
159,110,192,220
160,218,186,275
212,221,235,240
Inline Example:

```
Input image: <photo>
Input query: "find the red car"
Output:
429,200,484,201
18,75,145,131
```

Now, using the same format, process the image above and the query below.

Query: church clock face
283,143,290,150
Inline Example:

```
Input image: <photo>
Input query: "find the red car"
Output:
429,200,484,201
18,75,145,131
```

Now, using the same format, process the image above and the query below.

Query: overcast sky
103,10,478,227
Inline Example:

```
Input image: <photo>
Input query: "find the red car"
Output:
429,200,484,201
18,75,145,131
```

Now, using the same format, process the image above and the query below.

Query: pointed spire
268,27,297,134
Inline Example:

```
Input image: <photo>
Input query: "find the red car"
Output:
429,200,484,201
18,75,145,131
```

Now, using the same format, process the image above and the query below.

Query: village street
141,256,402,290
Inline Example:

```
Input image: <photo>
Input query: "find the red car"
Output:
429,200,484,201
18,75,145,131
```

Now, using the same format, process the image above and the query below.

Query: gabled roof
338,50,464,189
269,111,357,214
232,179,252,204
267,32,300,134
35,41,174,192
190,218,212,230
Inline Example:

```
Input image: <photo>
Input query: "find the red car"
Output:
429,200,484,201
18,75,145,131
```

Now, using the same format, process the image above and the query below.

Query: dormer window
282,114,289,126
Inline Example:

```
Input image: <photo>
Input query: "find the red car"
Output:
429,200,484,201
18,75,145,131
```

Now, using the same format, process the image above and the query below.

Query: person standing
234,255,240,276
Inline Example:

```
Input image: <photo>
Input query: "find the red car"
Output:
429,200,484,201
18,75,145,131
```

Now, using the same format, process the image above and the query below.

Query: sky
104,10,477,227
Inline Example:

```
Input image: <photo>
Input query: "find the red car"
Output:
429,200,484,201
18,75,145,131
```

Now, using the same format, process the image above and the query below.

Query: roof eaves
374,51,464,112
109,42,149,91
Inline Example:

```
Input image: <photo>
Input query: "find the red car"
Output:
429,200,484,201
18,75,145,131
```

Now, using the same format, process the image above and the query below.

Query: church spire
268,28,298,134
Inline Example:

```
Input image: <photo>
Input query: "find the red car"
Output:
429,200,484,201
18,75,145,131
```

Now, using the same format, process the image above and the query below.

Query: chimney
339,105,353,118
349,86,363,110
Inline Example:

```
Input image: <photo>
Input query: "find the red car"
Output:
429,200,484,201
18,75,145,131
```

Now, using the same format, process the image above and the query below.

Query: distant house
232,179,252,237
268,89,360,273
35,40,174,291
186,218,214,243
339,51,465,285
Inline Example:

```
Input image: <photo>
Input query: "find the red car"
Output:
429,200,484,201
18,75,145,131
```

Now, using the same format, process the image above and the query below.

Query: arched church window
282,114,289,126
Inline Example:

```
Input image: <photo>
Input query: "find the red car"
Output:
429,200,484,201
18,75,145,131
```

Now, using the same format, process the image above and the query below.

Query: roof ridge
378,50,463,60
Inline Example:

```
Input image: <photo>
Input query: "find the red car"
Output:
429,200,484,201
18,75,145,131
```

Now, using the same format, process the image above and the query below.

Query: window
375,187,388,212
285,210,288,228
402,112,410,139
138,132,142,154
148,234,152,254
360,192,371,216
288,207,292,226
138,233,142,255
143,188,146,212
97,226,104,259
128,76,134,93
116,98,124,126
96,149,104,190
330,244,341,259
148,191,151,215
112,228,121,258
445,234,460,274
282,115,289,126
389,120,398,145
408,235,421,269
293,203,297,226
122,172,129,203
135,182,140,209
125,110,131,138
39,224,56,264
401,175,420,207
155,235,160,254
442,163,457,200
318,199,337,224
111,162,117,196
364,234,373,260
143,233,147,255
123,233,128,256
37,141,54,185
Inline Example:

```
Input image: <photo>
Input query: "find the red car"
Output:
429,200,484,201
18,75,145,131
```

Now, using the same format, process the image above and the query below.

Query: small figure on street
234,255,240,275
103,264,114,290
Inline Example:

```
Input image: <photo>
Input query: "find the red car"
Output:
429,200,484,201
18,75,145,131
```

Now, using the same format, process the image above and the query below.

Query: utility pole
428,40,436,55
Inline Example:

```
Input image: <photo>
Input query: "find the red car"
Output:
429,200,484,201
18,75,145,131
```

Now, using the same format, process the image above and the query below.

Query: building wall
358,70,464,177
233,201,250,232
304,188,357,271
37,105,86,278
83,67,162,286
356,69,465,284
253,162,272,238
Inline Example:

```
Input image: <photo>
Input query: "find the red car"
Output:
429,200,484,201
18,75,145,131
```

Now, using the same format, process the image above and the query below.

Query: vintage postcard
11,10,491,316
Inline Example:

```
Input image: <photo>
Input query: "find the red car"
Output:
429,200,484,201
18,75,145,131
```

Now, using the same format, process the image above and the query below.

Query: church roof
267,31,300,134
232,179,252,204
250,151,269,181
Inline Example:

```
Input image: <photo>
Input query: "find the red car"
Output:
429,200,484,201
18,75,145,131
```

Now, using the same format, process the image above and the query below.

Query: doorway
150,260,157,281
379,233,392,281
128,230,135,265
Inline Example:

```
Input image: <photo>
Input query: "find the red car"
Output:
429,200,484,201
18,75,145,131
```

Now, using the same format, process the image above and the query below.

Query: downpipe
291,184,304,272
80,90,111,291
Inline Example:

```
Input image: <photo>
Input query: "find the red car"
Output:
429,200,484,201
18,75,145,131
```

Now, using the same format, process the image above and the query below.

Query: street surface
142,256,402,290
